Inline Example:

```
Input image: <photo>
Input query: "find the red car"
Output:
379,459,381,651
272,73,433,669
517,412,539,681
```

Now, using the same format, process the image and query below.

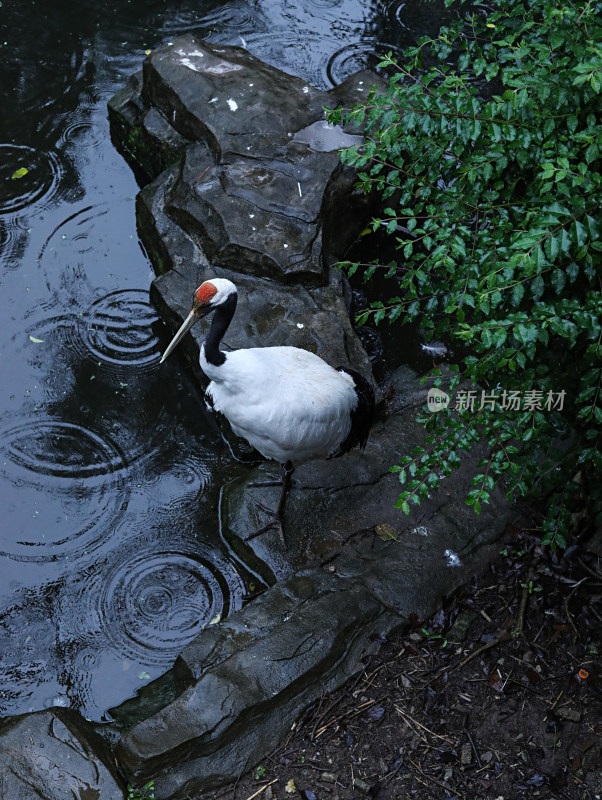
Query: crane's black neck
204,293,237,366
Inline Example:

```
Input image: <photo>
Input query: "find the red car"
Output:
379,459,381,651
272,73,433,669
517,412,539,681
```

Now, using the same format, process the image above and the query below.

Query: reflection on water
0,0,449,720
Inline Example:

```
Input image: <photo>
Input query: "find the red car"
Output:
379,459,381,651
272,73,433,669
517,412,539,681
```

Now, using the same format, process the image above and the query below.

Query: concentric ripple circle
376,0,413,31
0,144,61,215
324,40,401,87
0,419,129,561
82,289,160,368
161,2,254,35
307,0,344,7
0,220,27,270
57,113,106,153
39,203,109,271
88,546,241,666
7,420,125,478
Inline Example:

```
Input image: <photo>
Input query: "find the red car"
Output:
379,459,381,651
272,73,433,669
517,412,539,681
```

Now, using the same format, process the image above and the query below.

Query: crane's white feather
201,345,358,463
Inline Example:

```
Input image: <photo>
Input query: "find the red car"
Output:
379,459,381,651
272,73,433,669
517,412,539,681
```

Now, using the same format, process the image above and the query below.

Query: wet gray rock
117,571,397,796
139,163,374,399
109,35,381,285
0,708,124,800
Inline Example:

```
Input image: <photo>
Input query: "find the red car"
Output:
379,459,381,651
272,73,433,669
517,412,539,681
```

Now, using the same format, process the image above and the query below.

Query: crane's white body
201,344,358,464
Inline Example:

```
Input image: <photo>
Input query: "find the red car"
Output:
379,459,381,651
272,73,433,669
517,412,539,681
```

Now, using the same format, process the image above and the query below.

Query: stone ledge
0,708,124,800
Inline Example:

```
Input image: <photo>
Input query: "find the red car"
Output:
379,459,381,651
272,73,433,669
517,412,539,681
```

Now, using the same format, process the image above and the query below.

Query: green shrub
328,0,601,548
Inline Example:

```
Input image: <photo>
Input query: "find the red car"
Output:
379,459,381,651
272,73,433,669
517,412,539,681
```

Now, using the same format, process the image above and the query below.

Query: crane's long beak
160,311,198,364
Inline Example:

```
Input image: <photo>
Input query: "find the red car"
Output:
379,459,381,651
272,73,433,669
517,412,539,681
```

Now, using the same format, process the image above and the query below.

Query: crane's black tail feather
332,368,375,457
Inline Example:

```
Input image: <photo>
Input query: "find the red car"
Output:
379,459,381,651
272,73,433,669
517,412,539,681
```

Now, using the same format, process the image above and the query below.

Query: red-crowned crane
160,278,374,545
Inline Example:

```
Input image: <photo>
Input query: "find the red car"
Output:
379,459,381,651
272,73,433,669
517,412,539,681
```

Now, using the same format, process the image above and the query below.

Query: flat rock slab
117,572,396,797
109,35,381,284
0,708,124,800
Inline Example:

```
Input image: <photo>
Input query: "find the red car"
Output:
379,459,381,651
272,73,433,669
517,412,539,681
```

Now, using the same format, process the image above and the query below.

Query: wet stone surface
109,35,381,285
0,708,124,800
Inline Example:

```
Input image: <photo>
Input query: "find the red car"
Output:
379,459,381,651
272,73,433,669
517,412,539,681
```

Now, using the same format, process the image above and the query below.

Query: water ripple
64,540,244,668
0,144,61,215
82,289,160,369
39,203,109,265
0,220,27,270
324,39,402,87
0,418,129,562
160,2,255,36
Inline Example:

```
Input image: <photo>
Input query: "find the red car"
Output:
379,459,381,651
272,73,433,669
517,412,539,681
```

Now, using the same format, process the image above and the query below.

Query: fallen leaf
575,738,596,752
375,523,398,541
526,668,541,684
488,672,504,692
11,167,28,179
29,335,44,343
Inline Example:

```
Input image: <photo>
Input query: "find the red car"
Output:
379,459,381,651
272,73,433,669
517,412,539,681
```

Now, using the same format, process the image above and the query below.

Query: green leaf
530,275,544,300
550,268,565,294
512,283,525,305
11,167,28,179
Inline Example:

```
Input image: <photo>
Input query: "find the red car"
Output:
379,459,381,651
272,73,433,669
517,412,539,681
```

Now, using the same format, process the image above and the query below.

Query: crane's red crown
195,282,218,305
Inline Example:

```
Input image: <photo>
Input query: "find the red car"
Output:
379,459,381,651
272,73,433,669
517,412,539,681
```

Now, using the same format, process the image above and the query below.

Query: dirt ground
207,513,602,800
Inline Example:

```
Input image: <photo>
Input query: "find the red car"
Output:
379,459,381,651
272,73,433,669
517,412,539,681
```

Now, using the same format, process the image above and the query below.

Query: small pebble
354,778,371,794
557,706,581,722
321,772,337,783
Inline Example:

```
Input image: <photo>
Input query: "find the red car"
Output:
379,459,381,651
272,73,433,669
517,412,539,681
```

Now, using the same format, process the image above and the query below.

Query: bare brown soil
207,521,601,800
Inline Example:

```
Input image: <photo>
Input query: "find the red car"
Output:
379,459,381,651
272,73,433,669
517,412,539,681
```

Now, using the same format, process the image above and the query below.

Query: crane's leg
246,461,294,547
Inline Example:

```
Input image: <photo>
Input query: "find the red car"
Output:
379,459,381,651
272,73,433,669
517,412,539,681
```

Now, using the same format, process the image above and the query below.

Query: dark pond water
0,0,449,721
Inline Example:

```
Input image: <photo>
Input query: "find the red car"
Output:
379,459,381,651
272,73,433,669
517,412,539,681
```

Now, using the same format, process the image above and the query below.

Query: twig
194,166,210,182
394,704,454,744
408,758,465,797
244,779,278,800
514,558,538,636
455,631,513,671
548,689,564,714
565,577,588,638
463,726,482,768
314,697,384,738
310,672,371,739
